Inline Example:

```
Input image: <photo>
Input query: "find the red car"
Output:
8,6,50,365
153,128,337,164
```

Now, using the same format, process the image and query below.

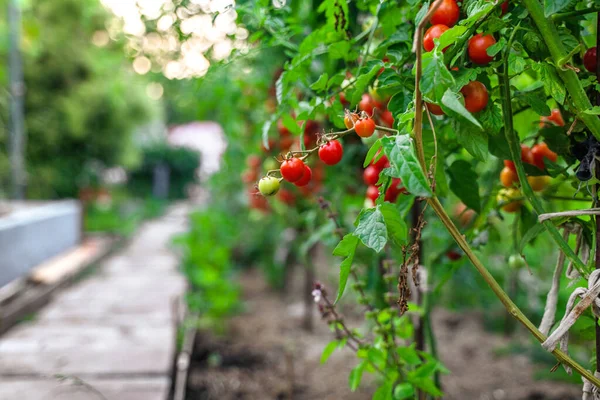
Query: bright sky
99,0,247,79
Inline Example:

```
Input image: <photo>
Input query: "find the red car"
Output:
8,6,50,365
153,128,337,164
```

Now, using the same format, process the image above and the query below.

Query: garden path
0,203,190,400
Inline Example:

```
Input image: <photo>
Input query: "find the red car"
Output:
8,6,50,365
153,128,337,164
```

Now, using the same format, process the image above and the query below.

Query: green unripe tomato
258,177,280,196
508,254,526,269
263,158,278,172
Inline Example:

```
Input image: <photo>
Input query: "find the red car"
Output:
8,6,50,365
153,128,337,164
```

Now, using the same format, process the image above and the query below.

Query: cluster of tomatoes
496,110,562,212
363,153,407,206
423,0,508,116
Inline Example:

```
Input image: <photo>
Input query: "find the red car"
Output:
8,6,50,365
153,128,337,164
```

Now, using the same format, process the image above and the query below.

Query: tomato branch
552,7,600,22
499,26,589,278
410,0,600,388
522,0,600,141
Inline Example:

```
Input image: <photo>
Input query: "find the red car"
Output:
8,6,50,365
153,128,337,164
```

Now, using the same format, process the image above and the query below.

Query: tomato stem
499,24,589,278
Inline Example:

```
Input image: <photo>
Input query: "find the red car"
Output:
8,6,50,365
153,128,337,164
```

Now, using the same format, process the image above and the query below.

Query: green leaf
397,345,421,365
421,50,454,102
373,382,393,400
282,113,302,135
479,103,503,135
544,0,572,17
349,361,366,391
380,135,433,197
447,160,481,213
350,62,383,105
329,41,351,60
321,340,339,364
393,383,415,399
437,25,467,49
519,222,545,253
453,119,488,161
539,63,566,104
486,37,506,57
364,140,383,168
354,207,388,253
333,234,359,303
584,106,600,115
379,203,408,247
520,92,551,116
488,130,512,160
310,73,329,91
441,89,482,128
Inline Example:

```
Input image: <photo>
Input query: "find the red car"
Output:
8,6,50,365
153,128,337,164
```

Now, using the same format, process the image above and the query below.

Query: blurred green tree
0,0,157,198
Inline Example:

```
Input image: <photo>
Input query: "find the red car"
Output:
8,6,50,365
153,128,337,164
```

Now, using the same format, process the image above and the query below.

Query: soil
186,252,582,400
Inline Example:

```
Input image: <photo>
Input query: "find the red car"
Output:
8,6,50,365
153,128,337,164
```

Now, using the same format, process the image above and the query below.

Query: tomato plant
168,0,600,397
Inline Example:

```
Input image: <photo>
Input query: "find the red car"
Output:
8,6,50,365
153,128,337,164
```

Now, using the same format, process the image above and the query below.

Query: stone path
0,203,190,400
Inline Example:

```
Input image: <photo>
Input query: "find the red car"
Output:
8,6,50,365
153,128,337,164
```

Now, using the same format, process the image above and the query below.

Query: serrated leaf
519,92,551,116
333,234,359,303
441,89,482,128
480,103,503,134
380,135,432,197
543,0,571,17
437,25,467,49
350,62,383,105
379,202,408,247
447,160,481,213
453,119,488,161
354,207,388,252
310,73,329,91
486,36,506,57
540,63,566,104
421,51,454,102
329,41,351,60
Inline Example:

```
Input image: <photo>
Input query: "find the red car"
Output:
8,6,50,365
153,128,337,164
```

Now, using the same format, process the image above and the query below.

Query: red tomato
366,185,380,202
384,178,405,203
584,47,597,73
246,155,262,170
460,81,489,113
381,110,394,127
318,140,344,166
424,24,450,52
430,0,460,27
468,33,496,65
355,118,376,138
359,94,375,116
540,109,565,128
339,92,349,106
294,165,312,187
504,144,534,172
447,250,462,261
280,158,305,182
363,165,381,186
531,143,558,170
501,0,509,14
277,188,296,206
242,169,258,184
371,153,390,170
426,102,444,116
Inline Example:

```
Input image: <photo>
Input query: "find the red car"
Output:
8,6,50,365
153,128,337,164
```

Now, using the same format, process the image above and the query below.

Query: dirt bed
186,268,581,400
